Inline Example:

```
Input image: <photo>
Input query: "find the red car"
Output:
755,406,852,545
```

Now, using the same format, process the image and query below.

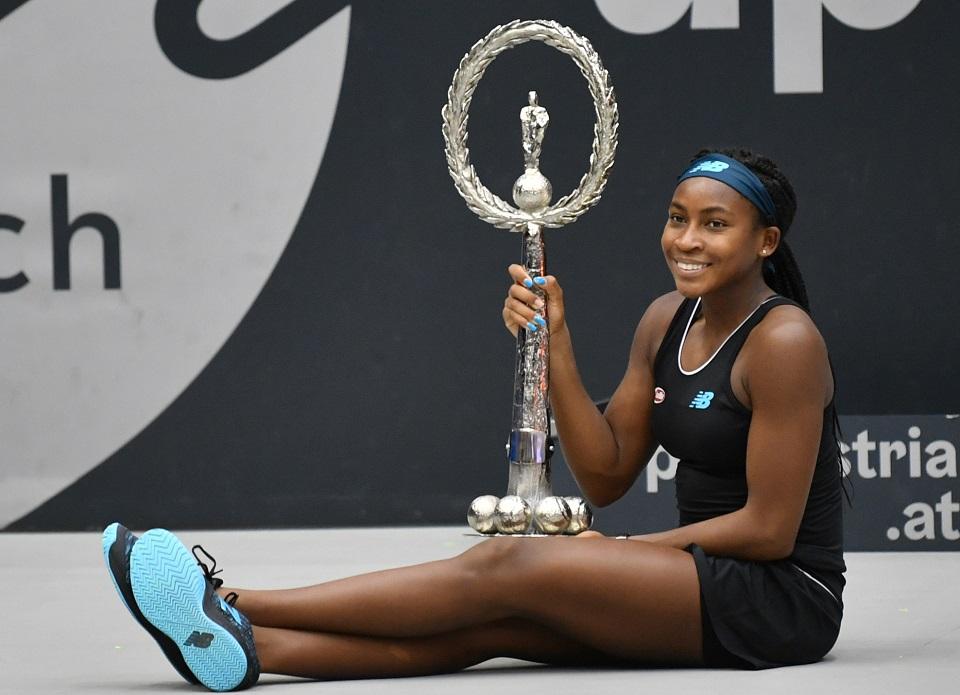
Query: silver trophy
442,20,618,534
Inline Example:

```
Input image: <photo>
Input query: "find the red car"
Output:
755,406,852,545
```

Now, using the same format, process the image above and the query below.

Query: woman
103,148,845,691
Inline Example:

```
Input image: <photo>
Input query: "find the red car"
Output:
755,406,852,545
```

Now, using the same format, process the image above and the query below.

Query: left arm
626,311,831,562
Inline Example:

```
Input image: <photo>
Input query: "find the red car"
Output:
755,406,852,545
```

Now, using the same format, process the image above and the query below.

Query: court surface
2,527,957,694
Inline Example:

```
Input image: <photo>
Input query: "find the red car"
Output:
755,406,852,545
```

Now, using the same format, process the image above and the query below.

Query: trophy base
463,531,565,538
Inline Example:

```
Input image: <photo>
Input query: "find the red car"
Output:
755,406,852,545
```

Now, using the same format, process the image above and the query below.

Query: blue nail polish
526,321,538,332
534,277,547,286
534,315,546,327
523,278,533,288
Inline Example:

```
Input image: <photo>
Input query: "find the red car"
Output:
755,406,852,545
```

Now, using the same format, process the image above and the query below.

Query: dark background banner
1,1,956,551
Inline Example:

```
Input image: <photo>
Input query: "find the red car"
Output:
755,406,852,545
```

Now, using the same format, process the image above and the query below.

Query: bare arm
502,265,681,507
627,308,831,561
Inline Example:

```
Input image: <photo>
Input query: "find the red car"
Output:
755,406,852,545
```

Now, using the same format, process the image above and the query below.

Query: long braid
693,148,852,503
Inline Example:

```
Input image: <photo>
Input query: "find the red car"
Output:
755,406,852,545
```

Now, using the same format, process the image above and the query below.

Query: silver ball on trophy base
495,495,533,534
534,495,571,534
564,496,594,535
467,495,501,534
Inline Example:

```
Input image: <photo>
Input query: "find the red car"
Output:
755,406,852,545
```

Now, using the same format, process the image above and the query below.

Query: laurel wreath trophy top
441,19,618,229
442,20,618,535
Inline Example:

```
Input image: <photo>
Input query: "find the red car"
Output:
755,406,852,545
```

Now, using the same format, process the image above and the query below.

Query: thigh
470,536,704,664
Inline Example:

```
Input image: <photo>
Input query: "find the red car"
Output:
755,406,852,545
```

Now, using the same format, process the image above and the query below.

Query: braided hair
693,148,810,312
693,148,853,503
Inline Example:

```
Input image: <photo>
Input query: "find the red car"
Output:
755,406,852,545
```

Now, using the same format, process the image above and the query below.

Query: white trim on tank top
677,296,780,376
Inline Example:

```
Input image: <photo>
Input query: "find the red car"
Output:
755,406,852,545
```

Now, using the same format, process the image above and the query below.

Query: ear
759,226,781,258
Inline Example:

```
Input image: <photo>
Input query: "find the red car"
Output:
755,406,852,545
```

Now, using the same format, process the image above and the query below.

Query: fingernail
523,278,534,288
534,315,546,327
534,277,547,286
526,321,538,332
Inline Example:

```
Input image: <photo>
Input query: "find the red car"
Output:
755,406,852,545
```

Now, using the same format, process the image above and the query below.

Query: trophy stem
507,222,552,516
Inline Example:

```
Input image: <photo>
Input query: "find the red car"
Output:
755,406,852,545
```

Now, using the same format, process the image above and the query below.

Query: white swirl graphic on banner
0,1,350,526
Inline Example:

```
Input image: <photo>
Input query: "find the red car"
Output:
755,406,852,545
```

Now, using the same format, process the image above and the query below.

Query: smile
675,260,710,272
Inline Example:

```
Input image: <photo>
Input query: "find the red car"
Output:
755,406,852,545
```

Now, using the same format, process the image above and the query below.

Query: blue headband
677,153,777,225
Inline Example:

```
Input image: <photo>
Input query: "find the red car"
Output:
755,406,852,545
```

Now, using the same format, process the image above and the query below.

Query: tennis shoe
102,522,200,684
130,528,260,691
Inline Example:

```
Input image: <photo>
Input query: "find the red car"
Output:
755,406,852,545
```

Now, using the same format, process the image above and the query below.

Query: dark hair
694,148,853,504
693,148,810,312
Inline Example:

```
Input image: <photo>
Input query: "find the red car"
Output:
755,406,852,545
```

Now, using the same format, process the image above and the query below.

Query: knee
458,537,526,583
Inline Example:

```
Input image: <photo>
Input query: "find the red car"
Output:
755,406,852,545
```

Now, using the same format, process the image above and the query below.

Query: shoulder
742,303,832,403
749,303,828,361
643,291,686,326
631,291,686,365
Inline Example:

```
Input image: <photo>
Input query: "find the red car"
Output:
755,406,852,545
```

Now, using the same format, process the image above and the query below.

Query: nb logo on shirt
689,391,714,409
687,160,729,174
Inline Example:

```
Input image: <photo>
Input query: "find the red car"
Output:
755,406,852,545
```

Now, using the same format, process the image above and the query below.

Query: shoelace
192,544,225,590
192,544,243,623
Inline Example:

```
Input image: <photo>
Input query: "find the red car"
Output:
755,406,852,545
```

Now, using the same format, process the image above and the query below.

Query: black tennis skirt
687,544,844,669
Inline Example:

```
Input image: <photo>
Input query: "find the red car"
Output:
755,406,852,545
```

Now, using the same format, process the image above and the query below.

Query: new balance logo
183,631,215,648
687,160,729,174
689,391,714,409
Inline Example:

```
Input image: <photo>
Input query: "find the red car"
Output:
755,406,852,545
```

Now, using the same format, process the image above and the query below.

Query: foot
130,528,260,691
101,522,200,685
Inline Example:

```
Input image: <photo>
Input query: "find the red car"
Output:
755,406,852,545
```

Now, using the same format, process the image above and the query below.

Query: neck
697,275,774,334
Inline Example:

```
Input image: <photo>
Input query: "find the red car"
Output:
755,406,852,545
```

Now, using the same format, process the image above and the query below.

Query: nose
673,222,703,252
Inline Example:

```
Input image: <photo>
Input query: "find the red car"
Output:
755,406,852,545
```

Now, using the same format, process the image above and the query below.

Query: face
661,177,778,299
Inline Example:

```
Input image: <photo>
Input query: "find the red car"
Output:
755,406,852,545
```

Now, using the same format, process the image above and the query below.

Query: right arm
502,264,681,507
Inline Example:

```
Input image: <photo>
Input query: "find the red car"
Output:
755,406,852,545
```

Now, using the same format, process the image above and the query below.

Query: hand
501,264,566,338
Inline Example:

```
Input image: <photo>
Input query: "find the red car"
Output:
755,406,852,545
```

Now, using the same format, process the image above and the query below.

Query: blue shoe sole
131,529,251,692
101,523,199,685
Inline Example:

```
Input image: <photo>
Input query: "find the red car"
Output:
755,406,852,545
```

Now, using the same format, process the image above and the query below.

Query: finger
508,283,545,310
536,274,559,293
577,530,605,539
507,264,531,285
504,310,542,334
502,307,520,338
503,298,545,330
536,275,563,306
508,264,553,291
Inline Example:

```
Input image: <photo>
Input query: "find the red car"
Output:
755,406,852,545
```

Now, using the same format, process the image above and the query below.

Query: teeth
677,261,707,271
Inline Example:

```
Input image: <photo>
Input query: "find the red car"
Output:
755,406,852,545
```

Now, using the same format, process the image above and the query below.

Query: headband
677,153,778,225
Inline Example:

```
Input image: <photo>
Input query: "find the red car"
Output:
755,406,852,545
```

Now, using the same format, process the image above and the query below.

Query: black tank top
651,296,846,598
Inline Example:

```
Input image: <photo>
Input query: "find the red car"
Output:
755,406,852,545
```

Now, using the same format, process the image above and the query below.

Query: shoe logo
689,391,714,409
183,631,215,649
653,387,666,404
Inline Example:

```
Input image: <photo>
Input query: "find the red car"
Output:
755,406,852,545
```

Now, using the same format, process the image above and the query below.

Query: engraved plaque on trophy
442,20,618,534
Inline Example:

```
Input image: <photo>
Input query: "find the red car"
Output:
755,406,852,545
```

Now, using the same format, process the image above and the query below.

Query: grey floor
1,527,957,694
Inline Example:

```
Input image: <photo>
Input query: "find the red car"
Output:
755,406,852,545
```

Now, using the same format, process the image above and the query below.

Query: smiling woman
103,149,846,689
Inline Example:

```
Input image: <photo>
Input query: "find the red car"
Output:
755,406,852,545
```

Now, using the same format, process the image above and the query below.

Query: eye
668,213,685,224
705,219,728,229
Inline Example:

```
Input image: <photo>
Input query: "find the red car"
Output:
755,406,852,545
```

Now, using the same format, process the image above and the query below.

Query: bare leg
255,618,626,680
225,536,704,664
